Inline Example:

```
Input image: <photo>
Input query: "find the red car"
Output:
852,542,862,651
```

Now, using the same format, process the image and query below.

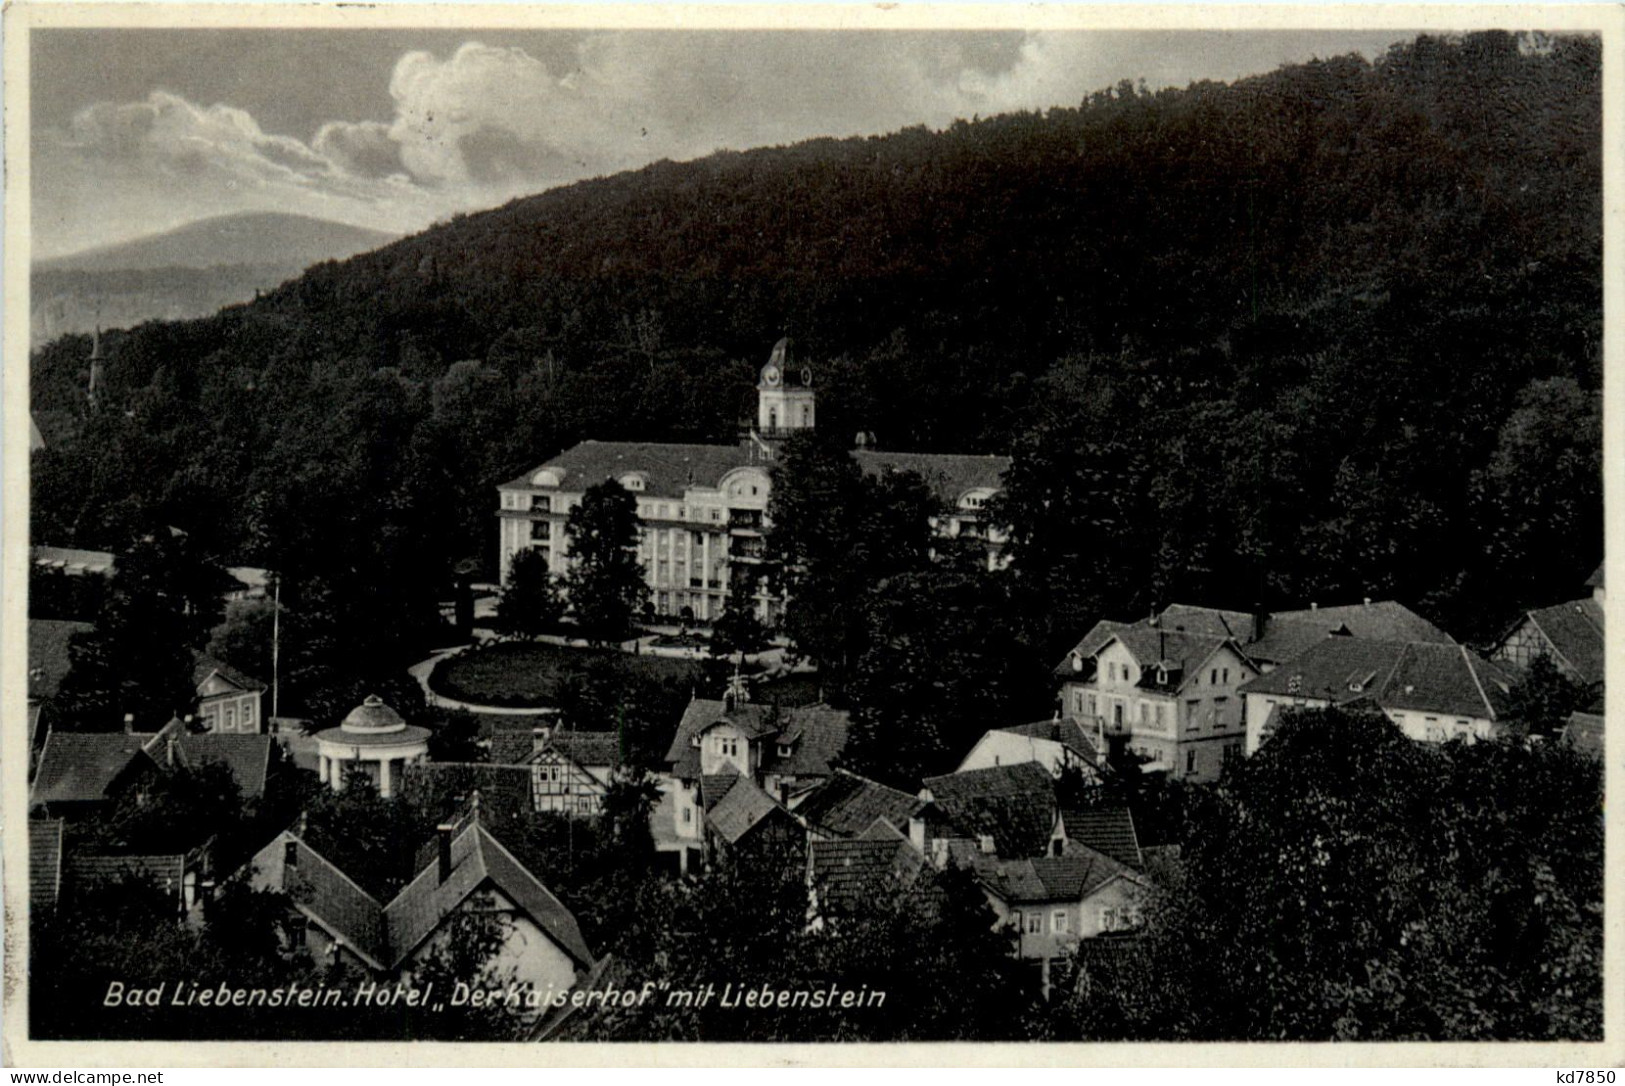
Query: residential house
527,730,621,816
1239,639,1515,753
698,769,803,863
790,769,929,843
807,824,927,923
658,694,850,873
244,801,595,995
497,339,1010,621
193,653,267,734
29,720,272,819
955,717,1103,780
1055,622,1258,782
31,546,115,578
919,762,1057,860
952,841,1149,982
62,850,207,923
1491,569,1606,694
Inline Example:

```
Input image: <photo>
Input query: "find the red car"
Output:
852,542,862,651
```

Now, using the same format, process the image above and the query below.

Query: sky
30,28,1418,260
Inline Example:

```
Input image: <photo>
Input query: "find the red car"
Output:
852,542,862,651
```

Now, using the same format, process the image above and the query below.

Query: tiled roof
383,820,593,970
851,450,1011,504
970,846,1139,905
249,831,390,970
1381,642,1514,720
1239,639,1511,720
1248,602,1454,665
1563,711,1604,760
1155,604,1257,641
192,652,267,694
30,731,152,806
793,770,927,839
704,775,785,845
172,734,272,798
1523,599,1606,686
921,762,1056,858
996,718,1101,765
1056,808,1142,870
500,440,756,499
64,853,187,895
665,699,849,780
809,835,925,913
488,730,536,765
544,731,621,770
699,771,743,812
1053,622,1232,685
28,619,93,700
29,820,64,911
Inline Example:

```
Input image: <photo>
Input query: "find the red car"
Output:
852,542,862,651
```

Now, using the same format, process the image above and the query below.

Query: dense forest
31,32,1602,706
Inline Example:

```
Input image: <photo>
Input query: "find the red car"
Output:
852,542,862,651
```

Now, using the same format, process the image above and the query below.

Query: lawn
430,640,705,708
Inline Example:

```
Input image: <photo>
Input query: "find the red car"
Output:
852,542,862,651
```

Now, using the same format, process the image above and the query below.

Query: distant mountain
37,212,398,273
31,213,399,344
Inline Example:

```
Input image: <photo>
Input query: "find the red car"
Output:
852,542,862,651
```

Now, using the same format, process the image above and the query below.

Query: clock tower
756,337,815,436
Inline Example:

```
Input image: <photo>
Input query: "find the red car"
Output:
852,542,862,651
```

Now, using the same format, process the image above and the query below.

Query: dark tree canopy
564,480,648,645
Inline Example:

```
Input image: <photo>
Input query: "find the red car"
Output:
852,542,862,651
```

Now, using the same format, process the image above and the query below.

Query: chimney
1310,601,1318,610
908,815,926,854
436,823,455,883
166,732,179,768
1363,597,1372,607
977,833,996,854
297,812,308,837
284,838,299,869
123,713,135,735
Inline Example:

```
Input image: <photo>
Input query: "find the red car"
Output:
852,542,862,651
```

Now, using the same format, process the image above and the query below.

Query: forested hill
31,33,1601,658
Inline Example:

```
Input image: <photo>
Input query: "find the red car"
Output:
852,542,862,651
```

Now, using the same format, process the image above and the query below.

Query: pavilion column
318,754,328,786
380,757,393,799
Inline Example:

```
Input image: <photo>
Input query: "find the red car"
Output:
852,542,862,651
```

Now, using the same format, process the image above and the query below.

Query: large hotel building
497,340,1010,623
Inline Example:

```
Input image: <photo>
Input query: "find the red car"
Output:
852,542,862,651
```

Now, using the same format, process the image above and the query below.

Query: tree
427,709,487,762
1050,706,1601,1040
55,530,221,730
498,546,564,639
564,479,647,645
845,569,1049,787
1502,652,1593,738
708,567,769,660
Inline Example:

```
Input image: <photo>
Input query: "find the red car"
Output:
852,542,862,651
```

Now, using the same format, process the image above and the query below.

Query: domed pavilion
314,695,430,798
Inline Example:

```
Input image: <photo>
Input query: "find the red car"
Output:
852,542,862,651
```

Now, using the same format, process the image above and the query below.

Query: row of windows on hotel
1102,662,1235,686
501,491,766,523
1071,690,1240,731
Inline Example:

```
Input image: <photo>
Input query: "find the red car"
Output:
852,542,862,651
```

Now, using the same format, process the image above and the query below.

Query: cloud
33,30,1408,258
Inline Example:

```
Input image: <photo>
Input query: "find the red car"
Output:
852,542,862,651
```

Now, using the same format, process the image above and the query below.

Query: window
1186,748,1197,774
1073,691,1085,714
1025,912,1042,934
709,509,720,521
1213,696,1229,728
242,700,256,728
1139,702,1149,724
225,706,237,730
1155,703,1166,727
1086,694,1096,717
682,807,692,825
1052,911,1069,934
1222,667,1230,684
1223,743,1241,767
1210,668,1218,685
1101,907,1118,931
691,531,704,546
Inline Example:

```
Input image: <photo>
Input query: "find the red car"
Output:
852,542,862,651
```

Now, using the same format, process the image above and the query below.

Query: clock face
763,364,782,387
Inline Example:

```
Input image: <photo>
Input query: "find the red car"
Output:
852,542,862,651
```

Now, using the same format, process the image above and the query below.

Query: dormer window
620,473,647,492
777,743,793,758
1155,667,1168,685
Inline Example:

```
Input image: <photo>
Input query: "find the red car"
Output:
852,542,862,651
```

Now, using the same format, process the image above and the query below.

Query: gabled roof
30,731,153,806
1563,711,1604,760
792,769,927,839
665,698,849,780
1520,598,1606,686
383,819,594,970
969,846,1141,906
29,820,64,911
1239,639,1511,721
192,652,267,695
994,717,1101,766
808,835,925,913
27,619,93,700
1055,808,1142,870
64,853,188,896
1248,601,1454,665
921,762,1056,858
1054,622,1238,689
501,440,756,499
851,450,1011,505
543,731,621,770
699,771,743,812
249,831,390,970
169,733,273,798
704,774,785,845
400,763,536,826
